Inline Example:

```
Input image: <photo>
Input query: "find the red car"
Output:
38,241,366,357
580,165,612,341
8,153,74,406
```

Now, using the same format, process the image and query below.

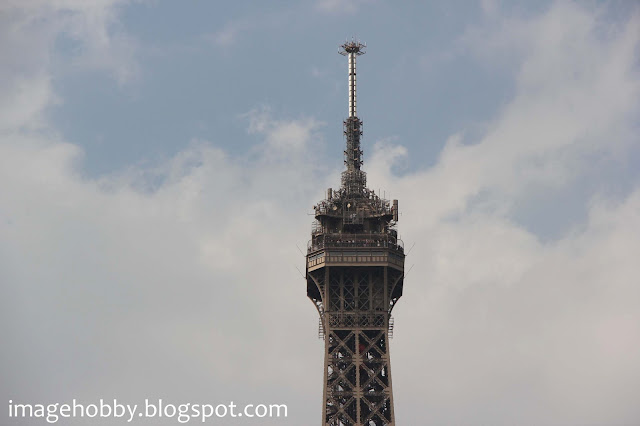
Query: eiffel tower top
310,41,400,237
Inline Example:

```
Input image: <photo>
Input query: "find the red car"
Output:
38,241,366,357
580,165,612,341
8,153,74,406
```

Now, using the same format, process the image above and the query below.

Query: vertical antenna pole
339,40,367,193
340,40,365,119
348,51,356,117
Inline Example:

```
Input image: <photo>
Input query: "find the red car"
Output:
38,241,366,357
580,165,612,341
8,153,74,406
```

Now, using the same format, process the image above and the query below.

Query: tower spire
339,40,365,118
339,40,366,193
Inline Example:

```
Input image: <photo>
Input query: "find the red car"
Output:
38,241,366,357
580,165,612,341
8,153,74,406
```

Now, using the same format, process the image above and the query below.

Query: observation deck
307,233,404,272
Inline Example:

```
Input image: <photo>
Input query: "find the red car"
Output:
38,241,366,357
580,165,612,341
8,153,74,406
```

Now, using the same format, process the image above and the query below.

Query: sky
1,0,639,425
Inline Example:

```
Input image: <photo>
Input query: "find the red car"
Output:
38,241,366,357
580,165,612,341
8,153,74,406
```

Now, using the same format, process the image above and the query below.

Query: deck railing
308,233,404,253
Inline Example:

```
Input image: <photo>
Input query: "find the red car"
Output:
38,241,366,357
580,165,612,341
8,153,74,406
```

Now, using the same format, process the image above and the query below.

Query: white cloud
0,0,138,119
245,107,325,155
371,2,640,230
1,1,639,425
315,0,372,15
205,9,295,48
206,20,243,47
0,120,326,423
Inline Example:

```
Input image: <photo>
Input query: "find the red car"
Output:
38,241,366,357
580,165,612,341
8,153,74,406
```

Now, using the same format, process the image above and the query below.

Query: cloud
245,107,325,155
206,20,244,47
372,1,640,230
204,9,296,48
315,0,372,15
390,187,640,425
0,120,326,425
0,0,138,114
1,1,639,425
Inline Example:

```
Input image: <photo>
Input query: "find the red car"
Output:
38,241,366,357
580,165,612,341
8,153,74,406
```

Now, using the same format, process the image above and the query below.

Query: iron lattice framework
306,40,405,426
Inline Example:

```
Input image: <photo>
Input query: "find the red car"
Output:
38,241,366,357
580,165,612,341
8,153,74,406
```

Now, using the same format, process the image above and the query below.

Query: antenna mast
339,40,366,118
339,40,366,194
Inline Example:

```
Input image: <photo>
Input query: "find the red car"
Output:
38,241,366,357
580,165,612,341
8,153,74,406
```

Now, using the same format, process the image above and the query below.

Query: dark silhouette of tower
306,41,405,426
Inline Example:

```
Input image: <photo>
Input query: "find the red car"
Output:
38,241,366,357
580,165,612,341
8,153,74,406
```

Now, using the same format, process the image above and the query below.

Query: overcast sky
1,1,640,425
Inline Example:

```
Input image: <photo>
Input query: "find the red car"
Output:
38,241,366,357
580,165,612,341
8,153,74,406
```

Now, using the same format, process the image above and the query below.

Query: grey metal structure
306,41,405,426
